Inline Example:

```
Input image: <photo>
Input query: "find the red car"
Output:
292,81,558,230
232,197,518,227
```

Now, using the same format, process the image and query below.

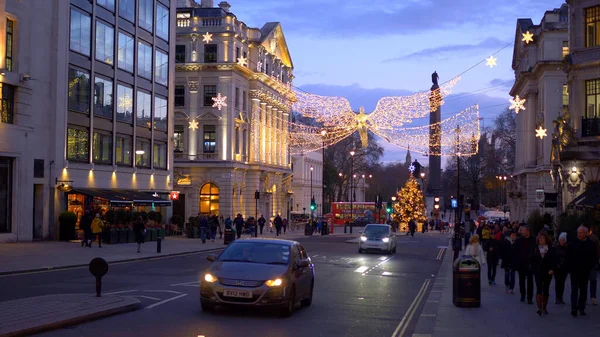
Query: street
0,233,449,337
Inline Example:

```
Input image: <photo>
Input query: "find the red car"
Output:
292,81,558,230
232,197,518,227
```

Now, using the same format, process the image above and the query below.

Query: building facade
291,151,324,218
173,0,295,221
0,0,175,243
508,4,568,222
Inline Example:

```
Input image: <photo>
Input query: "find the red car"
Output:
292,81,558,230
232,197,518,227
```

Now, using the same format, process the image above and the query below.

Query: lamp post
321,130,326,216
496,175,507,211
339,172,346,201
455,125,461,227
350,150,355,234
310,166,314,222
420,172,427,219
391,196,397,222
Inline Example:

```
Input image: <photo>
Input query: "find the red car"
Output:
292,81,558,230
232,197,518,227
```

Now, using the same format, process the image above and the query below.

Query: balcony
582,118,600,137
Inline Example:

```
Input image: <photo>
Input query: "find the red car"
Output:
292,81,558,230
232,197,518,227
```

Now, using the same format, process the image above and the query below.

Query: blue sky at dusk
197,0,562,163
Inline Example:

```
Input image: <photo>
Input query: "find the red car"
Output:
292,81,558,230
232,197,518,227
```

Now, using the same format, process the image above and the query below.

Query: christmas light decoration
535,125,547,139
485,55,497,68
522,31,534,44
257,61,262,71
408,164,416,173
237,56,248,67
509,95,526,114
202,32,213,43
393,175,426,226
212,93,227,111
188,120,199,131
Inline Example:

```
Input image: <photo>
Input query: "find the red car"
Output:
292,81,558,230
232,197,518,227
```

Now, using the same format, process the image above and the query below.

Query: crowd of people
456,221,600,317
191,213,291,243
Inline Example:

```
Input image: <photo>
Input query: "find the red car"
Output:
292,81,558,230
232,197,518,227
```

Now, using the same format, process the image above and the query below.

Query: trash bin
223,227,235,245
304,223,313,236
453,256,481,308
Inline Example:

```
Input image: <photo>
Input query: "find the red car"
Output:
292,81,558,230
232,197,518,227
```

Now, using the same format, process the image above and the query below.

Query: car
200,238,315,317
352,216,375,227
358,224,397,254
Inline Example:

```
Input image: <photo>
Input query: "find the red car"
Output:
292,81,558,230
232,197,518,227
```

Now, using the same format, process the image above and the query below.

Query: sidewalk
414,246,600,337
0,294,140,337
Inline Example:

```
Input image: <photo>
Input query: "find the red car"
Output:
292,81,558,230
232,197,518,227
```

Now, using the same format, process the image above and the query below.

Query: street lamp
350,150,355,233
321,130,326,216
310,166,314,222
496,175,507,209
390,196,397,222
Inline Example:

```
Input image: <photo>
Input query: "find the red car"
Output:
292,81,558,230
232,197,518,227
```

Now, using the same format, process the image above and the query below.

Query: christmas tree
393,175,426,226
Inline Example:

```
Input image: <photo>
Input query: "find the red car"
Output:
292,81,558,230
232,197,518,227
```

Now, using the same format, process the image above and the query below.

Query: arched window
200,183,219,215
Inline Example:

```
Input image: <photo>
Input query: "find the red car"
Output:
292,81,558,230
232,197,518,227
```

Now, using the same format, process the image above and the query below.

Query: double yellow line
391,278,431,337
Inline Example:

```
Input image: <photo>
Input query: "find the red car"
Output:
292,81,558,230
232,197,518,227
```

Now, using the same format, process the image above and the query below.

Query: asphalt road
1,233,450,337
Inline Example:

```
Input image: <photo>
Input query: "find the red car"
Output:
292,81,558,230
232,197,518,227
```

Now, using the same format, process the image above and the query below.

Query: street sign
451,199,458,208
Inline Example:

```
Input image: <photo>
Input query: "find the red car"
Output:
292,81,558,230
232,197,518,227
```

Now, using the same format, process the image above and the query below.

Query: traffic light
434,196,440,210
386,200,392,214
310,197,316,211
376,194,383,209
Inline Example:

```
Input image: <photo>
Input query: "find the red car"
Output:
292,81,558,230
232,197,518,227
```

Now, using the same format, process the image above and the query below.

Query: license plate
224,289,252,298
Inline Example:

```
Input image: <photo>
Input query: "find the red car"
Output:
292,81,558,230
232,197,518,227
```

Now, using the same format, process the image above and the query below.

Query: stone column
260,102,267,163
282,111,289,167
250,98,260,163
266,105,273,164
188,80,199,160
243,170,261,218
272,107,279,165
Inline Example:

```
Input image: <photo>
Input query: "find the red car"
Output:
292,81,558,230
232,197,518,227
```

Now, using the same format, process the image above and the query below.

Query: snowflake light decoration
202,32,213,43
522,31,534,44
212,93,227,111
408,164,416,173
535,125,547,139
485,55,497,68
237,56,247,67
509,95,526,114
188,120,199,131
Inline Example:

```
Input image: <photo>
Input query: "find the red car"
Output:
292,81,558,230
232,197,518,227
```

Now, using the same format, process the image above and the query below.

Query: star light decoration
485,55,497,68
522,31,534,44
202,32,213,43
237,56,247,67
408,164,416,173
212,93,227,111
188,120,199,131
509,95,526,114
535,125,547,139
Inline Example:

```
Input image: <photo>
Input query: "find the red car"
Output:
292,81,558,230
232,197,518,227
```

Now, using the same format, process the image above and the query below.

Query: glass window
203,125,216,153
117,32,134,72
175,85,185,106
95,21,114,65
204,44,217,63
67,127,89,162
138,41,152,80
562,41,569,59
154,96,167,132
562,84,569,107
176,45,186,63
236,47,240,60
115,135,132,166
235,87,239,108
242,90,247,111
199,182,219,215
155,49,168,86
136,90,151,127
203,85,216,106
174,125,184,152
94,76,113,119
6,19,13,72
156,3,169,41
68,68,90,114
0,84,15,124
119,0,135,22
0,157,12,233
139,0,153,33
177,12,190,27
93,132,112,164
135,138,151,168
70,8,91,56
116,84,133,123
153,142,167,169
586,79,600,119
97,0,115,12
586,6,600,47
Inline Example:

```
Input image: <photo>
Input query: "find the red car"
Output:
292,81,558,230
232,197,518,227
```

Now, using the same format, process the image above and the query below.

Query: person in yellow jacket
91,213,105,248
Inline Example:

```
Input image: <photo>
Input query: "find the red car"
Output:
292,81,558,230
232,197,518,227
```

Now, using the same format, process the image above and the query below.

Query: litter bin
304,223,313,236
223,227,235,245
453,256,481,307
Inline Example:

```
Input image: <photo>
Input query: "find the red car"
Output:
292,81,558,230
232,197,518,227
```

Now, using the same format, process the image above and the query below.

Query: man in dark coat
258,215,266,235
233,214,244,239
274,214,283,236
80,210,94,247
514,225,536,304
568,225,599,316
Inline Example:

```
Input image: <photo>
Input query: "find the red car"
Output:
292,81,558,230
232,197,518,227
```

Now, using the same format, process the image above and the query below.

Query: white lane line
143,290,184,294
170,281,200,287
145,293,188,309
436,248,445,260
391,279,430,337
136,296,162,300
103,290,139,295
355,266,369,273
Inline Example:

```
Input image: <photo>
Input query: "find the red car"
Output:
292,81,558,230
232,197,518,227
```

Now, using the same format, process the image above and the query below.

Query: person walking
568,225,598,317
515,225,536,304
200,216,209,243
531,231,555,316
465,234,486,268
587,227,600,305
80,210,94,247
274,214,283,236
554,232,569,304
90,213,104,248
487,232,500,285
283,218,288,234
501,231,517,294
258,215,266,235
234,214,244,239
133,216,146,253
209,215,218,242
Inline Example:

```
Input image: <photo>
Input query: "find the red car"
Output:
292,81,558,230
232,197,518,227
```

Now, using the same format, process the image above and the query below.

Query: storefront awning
68,188,172,207
569,182,600,209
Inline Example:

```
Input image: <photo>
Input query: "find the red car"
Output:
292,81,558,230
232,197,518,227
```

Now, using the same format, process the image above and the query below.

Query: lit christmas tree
393,175,426,228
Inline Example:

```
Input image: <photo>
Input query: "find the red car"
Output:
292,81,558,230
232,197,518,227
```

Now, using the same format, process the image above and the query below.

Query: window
6,19,13,72
586,6,600,47
138,41,152,80
176,45,186,63
156,3,169,41
135,138,151,168
94,77,113,119
70,8,91,56
204,85,216,106
242,90,247,111
0,157,12,233
116,84,133,123
200,183,219,215
155,49,168,86
562,41,569,59
154,96,167,132
204,44,217,63
236,47,240,60
0,84,15,124
115,135,132,166
562,84,569,107
235,87,239,108
118,32,134,72
203,125,216,153
136,90,151,127
139,0,153,33
119,0,135,22
97,0,114,12
265,62,269,75
95,21,114,65
67,127,89,162
234,127,239,154
153,142,167,169
175,85,185,106
586,79,600,118
242,129,247,157
68,68,90,114
93,132,112,164
174,125,184,152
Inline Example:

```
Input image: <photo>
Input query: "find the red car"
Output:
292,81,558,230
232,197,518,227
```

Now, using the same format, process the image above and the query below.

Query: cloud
488,78,514,89
382,38,508,63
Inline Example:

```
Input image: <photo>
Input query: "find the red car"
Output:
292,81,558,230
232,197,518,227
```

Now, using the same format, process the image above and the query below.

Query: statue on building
431,71,439,87
551,108,574,163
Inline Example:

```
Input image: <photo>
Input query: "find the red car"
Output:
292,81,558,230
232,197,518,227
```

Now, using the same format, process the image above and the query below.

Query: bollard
157,237,162,253
89,257,109,297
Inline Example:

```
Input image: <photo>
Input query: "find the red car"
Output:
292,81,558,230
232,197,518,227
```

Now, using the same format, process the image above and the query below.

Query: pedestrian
200,216,209,243
80,210,94,247
487,232,500,286
465,234,486,267
209,215,218,242
234,214,244,239
452,225,463,261
587,227,600,305
481,224,491,252
408,219,416,237
554,232,568,304
133,216,146,253
274,214,283,236
501,231,517,294
568,225,598,317
90,213,104,248
531,231,555,316
258,214,266,235
225,215,233,228
514,225,536,304
283,218,288,234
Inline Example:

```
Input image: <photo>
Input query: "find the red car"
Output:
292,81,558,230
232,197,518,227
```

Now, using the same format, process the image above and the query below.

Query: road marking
145,293,188,309
136,295,162,300
420,314,436,317
355,266,369,273
391,279,430,337
436,248,445,260
104,290,139,295
143,290,184,295
170,281,201,287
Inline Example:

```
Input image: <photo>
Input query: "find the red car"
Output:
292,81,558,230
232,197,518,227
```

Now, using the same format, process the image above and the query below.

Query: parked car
358,224,397,254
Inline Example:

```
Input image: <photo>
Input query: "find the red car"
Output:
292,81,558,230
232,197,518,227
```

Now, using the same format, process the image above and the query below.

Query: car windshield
364,226,389,235
218,242,291,265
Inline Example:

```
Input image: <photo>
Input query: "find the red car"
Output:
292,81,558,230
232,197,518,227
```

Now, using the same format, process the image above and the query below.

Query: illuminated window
562,84,569,107
93,131,112,164
155,49,168,86
203,125,216,153
586,79,600,118
135,138,151,168
0,84,15,124
6,19,13,72
174,125,185,153
136,90,151,127
154,96,167,132
156,3,169,41
67,127,89,162
95,21,114,65
119,0,135,22
586,6,600,47
200,183,220,215
138,41,152,80
138,0,153,33
70,8,91,56
204,44,217,63
68,67,90,114
115,135,132,166
116,84,133,123
177,12,190,28
562,41,569,59
203,85,216,106
94,76,113,119
117,32,134,72
153,142,167,169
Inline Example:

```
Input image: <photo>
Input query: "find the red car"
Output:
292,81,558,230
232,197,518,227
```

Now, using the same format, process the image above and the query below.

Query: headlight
382,237,390,243
204,273,217,283
360,236,367,241
265,278,283,287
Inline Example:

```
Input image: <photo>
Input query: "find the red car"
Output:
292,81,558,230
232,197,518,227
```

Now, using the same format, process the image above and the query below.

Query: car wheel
281,286,296,317
200,299,215,313
301,280,314,307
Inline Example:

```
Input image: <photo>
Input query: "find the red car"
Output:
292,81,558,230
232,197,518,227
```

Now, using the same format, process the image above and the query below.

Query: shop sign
170,191,180,201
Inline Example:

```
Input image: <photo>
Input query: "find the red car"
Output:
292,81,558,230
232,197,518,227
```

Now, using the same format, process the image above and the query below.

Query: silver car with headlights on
358,224,397,254
200,239,315,317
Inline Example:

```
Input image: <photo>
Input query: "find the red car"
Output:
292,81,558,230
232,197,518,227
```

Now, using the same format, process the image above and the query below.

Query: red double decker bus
329,202,385,227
